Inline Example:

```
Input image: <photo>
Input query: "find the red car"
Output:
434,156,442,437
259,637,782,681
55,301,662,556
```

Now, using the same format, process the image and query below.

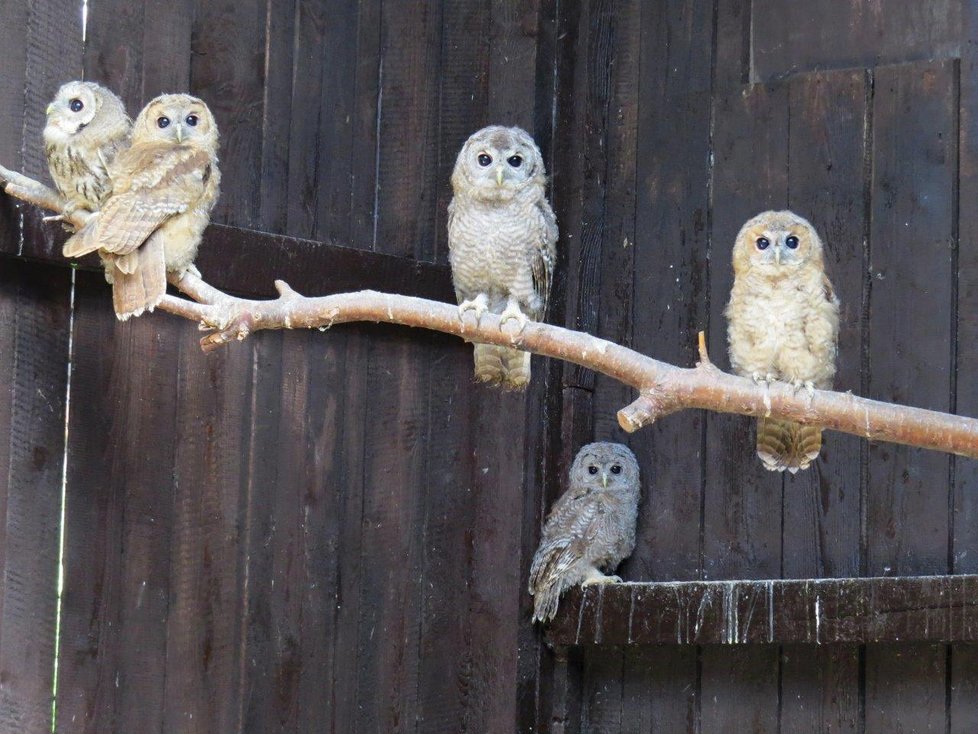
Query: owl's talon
42,214,65,223
581,573,622,587
458,294,489,328
499,299,529,335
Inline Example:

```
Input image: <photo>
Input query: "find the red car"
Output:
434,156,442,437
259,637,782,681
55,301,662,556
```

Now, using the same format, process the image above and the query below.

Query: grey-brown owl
43,81,131,219
528,442,640,624
725,210,840,473
63,94,221,320
448,125,557,390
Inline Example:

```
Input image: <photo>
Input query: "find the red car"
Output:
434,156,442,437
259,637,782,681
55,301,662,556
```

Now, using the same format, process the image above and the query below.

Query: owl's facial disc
47,84,98,136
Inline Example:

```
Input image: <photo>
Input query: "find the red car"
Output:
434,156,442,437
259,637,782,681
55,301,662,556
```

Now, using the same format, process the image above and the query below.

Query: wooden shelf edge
544,574,978,647
0,204,454,302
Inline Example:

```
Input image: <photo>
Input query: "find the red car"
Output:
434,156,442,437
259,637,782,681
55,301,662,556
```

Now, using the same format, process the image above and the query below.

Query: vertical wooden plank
353,329,430,732
864,60,956,733
487,0,541,124
350,0,384,250
953,5,978,730
191,0,266,229
702,7,788,727
431,0,490,262
161,340,251,732
779,68,869,734
256,0,296,233
373,0,444,260
865,643,947,732
0,262,71,734
54,276,122,734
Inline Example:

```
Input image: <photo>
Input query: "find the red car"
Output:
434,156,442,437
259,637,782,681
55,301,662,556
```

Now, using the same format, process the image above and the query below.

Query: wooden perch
4,167,978,460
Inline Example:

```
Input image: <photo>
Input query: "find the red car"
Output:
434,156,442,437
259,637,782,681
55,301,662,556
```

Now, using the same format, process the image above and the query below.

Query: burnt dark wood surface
1,1,978,733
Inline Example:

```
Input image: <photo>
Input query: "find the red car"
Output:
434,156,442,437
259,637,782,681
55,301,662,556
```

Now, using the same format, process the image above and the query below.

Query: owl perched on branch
725,210,840,473
447,125,557,390
528,443,640,624
63,94,221,320
43,81,131,221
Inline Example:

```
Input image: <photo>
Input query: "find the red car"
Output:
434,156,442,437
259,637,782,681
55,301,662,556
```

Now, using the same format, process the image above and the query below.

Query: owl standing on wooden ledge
725,210,840,473
447,125,557,390
529,443,640,624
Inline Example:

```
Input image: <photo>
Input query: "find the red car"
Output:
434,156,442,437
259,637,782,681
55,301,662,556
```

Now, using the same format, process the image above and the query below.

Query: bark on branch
4,167,978,460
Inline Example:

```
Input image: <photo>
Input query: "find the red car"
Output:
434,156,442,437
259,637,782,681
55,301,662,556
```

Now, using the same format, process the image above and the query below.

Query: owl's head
132,94,218,153
43,81,129,143
451,125,546,202
733,210,825,276
570,442,640,494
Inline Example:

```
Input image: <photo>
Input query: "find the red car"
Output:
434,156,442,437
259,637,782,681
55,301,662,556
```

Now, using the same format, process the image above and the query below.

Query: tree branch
3,165,978,461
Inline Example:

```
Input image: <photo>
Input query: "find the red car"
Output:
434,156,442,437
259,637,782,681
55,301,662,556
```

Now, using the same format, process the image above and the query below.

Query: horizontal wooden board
547,575,978,647
0,215,453,301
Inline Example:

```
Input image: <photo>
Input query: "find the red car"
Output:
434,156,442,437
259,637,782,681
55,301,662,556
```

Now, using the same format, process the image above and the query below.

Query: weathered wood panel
550,575,978,646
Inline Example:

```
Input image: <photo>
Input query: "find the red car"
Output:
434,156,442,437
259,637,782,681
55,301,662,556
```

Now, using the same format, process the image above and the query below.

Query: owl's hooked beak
774,246,782,265
46,103,54,116
175,125,184,143
495,166,504,186
601,472,608,488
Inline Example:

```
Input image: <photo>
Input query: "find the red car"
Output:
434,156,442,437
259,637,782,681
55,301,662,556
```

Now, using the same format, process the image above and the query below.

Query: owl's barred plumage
528,443,640,624
448,125,557,390
43,81,131,220
63,94,221,320
726,210,840,472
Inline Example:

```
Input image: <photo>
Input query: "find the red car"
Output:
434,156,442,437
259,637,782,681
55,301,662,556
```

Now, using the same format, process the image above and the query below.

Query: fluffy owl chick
63,94,220,320
43,81,131,220
448,125,557,390
528,443,640,624
726,211,840,473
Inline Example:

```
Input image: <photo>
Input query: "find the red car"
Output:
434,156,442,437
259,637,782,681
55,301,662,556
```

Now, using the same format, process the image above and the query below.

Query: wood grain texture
549,575,978,646
0,262,71,734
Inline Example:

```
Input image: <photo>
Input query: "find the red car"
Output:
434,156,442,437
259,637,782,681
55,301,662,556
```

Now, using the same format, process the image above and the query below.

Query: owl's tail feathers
473,344,531,390
530,581,565,625
111,234,167,321
756,417,822,473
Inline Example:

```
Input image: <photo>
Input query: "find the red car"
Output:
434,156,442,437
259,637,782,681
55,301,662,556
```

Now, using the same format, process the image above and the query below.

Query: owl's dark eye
157,116,171,129
69,99,84,113
610,465,622,475
477,153,492,167
507,155,523,168
785,235,799,249
185,114,199,127
588,465,599,475
756,237,770,250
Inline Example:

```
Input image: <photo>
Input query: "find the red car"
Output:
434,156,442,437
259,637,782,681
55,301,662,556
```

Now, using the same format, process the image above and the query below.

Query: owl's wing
530,197,558,319
528,490,605,591
63,144,211,258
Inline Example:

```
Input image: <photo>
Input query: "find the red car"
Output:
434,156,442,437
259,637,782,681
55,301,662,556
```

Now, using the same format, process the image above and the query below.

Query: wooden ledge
0,205,453,301
545,575,978,647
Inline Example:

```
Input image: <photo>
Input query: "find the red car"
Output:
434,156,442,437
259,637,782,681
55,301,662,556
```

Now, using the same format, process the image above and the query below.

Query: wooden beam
0,209,454,302
545,575,978,647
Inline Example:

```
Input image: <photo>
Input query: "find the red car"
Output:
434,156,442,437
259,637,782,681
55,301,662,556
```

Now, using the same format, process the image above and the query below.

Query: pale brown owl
43,81,131,220
63,94,221,320
528,442,640,624
447,125,557,390
725,210,840,473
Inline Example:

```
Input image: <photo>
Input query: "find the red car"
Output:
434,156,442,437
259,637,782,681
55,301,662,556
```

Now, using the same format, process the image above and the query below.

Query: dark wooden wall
0,1,977,732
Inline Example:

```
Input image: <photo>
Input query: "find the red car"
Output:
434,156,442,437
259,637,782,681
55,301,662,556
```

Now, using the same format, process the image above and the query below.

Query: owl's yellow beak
46,103,54,116
175,125,183,143
495,166,504,186
601,472,608,488
775,247,782,265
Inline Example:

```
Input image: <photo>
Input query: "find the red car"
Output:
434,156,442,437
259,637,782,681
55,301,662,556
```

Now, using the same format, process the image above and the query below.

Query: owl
528,442,640,624
725,210,840,473
447,125,557,390
62,94,221,320
43,80,131,219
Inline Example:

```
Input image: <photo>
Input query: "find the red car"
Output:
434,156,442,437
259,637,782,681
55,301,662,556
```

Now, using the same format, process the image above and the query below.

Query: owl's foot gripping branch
3,168,978,461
